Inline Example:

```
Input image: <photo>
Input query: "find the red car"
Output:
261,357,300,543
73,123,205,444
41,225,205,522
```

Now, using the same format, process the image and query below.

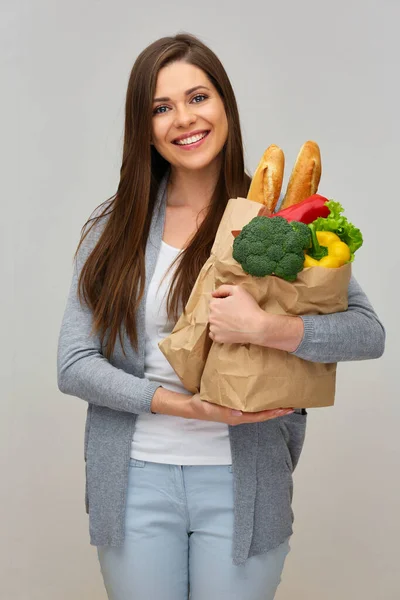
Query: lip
172,129,210,143
173,130,211,151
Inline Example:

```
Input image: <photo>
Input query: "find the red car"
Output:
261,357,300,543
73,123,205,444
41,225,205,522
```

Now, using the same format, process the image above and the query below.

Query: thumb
212,284,235,298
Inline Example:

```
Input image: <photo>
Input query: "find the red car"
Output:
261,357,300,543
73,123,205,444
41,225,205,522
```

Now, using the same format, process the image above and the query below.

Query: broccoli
232,216,311,281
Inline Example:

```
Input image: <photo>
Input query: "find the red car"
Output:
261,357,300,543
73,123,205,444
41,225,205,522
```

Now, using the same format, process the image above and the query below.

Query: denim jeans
97,458,291,600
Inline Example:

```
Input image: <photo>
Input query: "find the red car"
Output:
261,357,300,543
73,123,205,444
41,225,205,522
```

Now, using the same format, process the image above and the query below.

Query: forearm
254,275,385,363
58,253,160,414
292,311,385,363
57,341,161,413
292,275,385,362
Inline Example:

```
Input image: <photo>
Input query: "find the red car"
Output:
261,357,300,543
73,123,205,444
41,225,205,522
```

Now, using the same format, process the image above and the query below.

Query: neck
167,159,221,211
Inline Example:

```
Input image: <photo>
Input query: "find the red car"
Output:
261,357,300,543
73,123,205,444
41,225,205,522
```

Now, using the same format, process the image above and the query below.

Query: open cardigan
57,169,385,565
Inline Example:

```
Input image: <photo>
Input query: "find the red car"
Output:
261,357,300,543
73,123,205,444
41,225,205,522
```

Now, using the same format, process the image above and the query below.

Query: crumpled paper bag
159,196,351,411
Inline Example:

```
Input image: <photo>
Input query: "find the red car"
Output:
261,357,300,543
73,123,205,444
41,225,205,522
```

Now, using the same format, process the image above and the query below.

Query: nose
173,104,197,129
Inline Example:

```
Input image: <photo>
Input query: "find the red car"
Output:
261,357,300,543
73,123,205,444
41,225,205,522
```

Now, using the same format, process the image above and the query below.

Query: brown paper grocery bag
199,265,351,411
159,196,351,408
158,196,261,393
158,258,215,393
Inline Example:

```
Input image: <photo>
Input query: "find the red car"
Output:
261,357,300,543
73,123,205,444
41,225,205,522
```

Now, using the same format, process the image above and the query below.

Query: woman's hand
151,387,293,424
186,394,294,425
208,284,264,345
208,284,304,351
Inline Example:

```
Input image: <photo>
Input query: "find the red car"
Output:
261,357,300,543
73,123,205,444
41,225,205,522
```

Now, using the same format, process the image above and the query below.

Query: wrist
252,310,272,347
150,386,192,418
254,311,304,353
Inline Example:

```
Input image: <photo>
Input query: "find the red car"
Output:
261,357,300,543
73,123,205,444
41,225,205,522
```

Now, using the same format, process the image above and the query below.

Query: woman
57,33,385,600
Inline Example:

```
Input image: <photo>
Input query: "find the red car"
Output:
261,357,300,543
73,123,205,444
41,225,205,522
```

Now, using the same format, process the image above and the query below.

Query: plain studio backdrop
3,0,398,598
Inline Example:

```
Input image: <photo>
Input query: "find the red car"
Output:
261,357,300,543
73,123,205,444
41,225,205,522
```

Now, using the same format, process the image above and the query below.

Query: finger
267,408,294,419
263,408,294,416
259,408,294,418
261,408,294,420
211,284,235,298
238,408,292,417
209,325,218,339
238,408,294,423
208,299,220,313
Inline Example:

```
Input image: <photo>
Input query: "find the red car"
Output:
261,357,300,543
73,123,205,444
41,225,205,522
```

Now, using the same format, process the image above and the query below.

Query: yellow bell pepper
304,230,351,269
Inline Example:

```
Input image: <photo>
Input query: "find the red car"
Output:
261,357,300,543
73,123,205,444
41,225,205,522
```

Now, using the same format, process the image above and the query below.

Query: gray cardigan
57,171,385,565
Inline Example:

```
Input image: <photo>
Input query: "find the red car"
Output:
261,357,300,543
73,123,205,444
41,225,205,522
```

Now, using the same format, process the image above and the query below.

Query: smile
173,131,210,149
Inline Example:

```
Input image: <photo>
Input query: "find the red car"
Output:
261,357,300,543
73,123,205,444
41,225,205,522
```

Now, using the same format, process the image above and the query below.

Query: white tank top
130,240,232,465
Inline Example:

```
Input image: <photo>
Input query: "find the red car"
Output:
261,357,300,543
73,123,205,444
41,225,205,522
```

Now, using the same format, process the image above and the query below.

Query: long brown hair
75,32,252,359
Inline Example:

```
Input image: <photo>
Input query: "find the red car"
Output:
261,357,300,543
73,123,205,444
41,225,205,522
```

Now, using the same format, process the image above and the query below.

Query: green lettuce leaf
312,200,363,261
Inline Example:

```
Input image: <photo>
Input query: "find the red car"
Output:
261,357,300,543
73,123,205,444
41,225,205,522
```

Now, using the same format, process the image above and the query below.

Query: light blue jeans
97,458,291,600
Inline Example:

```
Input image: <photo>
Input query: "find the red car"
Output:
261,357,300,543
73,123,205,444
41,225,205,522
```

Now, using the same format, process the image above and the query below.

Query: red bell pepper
258,194,330,224
232,194,331,238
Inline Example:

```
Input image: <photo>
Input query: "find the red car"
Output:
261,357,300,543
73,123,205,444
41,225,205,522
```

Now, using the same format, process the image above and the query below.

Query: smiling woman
56,30,385,600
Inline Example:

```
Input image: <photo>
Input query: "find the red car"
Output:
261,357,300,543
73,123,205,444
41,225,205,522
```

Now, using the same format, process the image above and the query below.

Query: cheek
210,104,228,142
152,119,170,145
218,104,228,132
203,103,226,128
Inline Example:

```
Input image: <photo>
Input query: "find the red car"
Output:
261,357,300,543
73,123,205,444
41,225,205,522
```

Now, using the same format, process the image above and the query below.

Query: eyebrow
153,85,210,103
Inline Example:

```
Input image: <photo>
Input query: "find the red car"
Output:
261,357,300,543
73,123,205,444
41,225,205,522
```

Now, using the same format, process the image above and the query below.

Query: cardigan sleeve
290,274,385,363
57,216,161,414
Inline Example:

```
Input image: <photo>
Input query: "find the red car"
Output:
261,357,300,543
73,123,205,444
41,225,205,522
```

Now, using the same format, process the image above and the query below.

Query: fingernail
231,410,243,416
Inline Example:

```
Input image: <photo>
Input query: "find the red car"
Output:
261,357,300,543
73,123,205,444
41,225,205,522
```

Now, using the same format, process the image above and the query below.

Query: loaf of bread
280,141,321,209
247,144,285,212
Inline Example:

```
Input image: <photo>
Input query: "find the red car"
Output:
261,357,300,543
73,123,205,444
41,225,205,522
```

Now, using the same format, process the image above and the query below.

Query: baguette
247,144,284,212
280,141,321,210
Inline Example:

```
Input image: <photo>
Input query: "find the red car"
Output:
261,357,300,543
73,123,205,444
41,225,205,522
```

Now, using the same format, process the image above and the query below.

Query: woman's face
151,61,228,172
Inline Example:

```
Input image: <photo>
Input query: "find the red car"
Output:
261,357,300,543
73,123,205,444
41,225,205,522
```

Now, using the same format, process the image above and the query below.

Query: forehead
154,62,211,97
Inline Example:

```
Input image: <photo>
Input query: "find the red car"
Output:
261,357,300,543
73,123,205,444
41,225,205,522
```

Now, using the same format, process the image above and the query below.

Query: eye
152,94,208,116
191,94,208,103
153,105,169,115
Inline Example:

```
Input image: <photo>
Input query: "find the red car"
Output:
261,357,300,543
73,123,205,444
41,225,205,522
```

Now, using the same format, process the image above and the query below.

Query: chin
178,150,222,169
181,159,219,172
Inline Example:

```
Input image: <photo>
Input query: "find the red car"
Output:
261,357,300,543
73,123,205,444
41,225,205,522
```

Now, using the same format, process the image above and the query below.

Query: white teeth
175,132,208,145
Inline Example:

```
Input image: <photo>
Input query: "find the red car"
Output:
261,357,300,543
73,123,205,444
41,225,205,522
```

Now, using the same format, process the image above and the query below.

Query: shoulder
83,199,113,237
76,199,114,265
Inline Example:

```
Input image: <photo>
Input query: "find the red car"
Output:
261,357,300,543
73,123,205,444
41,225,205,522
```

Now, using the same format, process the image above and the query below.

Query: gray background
3,0,398,598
